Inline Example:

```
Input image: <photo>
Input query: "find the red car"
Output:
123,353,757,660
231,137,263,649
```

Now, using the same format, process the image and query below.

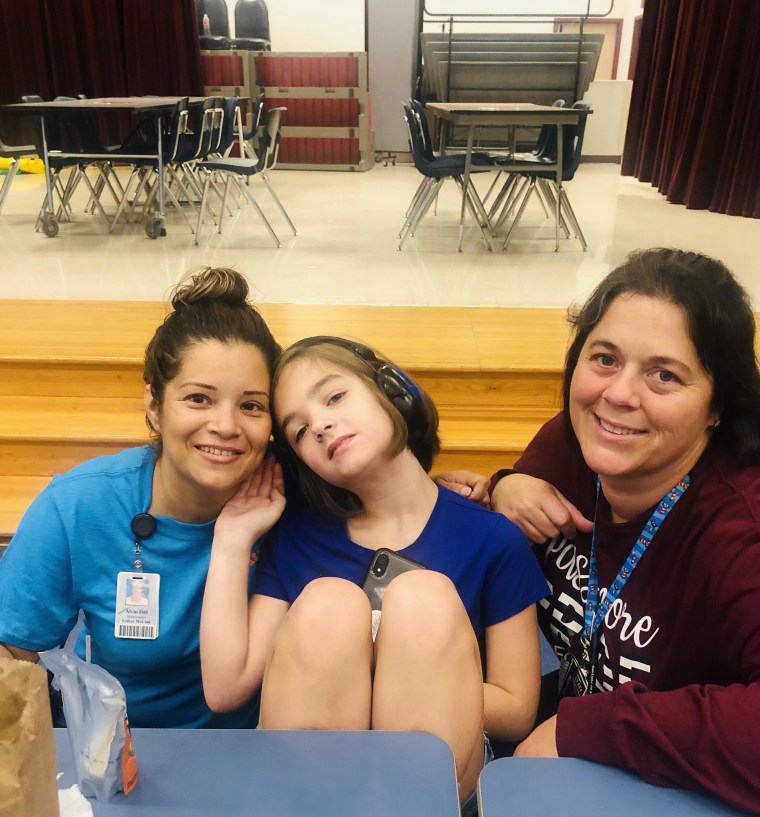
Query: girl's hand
432,470,491,508
215,454,286,544
491,473,593,544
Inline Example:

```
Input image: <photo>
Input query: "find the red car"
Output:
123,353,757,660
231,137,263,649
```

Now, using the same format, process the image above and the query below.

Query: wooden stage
0,299,573,536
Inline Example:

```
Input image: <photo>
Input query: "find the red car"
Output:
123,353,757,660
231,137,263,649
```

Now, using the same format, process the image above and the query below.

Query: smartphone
361,548,426,611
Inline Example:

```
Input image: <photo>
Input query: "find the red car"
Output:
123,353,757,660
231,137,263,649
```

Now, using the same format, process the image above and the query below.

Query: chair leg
454,177,493,250
0,159,20,216
502,178,537,250
533,181,551,218
493,175,528,233
481,170,503,206
260,172,296,235
398,179,441,249
407,178,442,236
78,169,111,230
237,174,281,247
194,172,211,245
558,187,587,251
462,178,494,235
399,177,435,239
538,181,571,239
404,178,429,222
487,172,517,221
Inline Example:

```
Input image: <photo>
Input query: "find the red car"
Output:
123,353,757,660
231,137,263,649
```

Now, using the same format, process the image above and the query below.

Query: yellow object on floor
18,156,44,173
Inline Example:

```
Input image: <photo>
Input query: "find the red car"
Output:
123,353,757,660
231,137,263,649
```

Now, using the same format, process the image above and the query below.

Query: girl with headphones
201,337,547,809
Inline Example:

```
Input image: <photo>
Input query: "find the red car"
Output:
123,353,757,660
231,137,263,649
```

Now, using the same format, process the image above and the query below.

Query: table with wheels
4,97,205,239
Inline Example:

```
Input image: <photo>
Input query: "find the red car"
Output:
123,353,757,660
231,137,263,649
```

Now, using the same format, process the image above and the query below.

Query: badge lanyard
115,512,160,640
582,474,691,690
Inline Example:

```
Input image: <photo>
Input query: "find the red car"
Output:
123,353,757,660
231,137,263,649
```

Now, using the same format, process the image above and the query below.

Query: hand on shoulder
491,473,593,545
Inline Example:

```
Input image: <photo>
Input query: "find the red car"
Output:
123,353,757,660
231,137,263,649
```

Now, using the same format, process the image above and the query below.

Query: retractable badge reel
115,513,160,640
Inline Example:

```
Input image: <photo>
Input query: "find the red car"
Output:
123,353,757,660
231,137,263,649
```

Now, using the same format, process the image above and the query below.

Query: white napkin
57,780,94,817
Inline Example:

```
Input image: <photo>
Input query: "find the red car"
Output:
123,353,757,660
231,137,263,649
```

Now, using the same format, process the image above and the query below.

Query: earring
713,419,721,429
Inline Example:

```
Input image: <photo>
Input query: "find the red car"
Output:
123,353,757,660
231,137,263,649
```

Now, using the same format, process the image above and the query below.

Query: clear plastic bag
40,647,138,801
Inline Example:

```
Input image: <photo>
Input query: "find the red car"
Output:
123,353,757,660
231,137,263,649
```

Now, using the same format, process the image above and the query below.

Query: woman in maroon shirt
439,248,760,813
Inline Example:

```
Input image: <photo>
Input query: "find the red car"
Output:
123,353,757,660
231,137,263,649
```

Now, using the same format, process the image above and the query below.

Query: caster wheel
145,218,163,240
42,215,59,237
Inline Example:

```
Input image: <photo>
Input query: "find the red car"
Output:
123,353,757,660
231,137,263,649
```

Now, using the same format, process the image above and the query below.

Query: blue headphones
291,336,427,438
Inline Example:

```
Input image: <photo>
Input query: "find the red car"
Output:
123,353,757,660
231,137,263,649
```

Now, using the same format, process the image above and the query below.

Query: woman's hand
215,454,286,545
513,715,559,757
491,473,593,544
432,470,491,508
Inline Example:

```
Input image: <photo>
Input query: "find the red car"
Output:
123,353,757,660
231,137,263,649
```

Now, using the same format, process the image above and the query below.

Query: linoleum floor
0,162,758,309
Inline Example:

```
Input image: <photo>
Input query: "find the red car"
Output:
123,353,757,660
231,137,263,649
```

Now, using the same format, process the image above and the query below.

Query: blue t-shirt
0,446,258,729
254,484,548,640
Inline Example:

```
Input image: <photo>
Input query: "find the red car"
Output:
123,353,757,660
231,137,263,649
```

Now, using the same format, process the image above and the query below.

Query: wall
226,0,365,51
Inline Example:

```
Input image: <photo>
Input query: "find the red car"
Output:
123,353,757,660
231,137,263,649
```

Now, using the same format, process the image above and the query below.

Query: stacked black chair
398,100,497,250
232,0,270,49
109,97,190,236
197,0,230,35
484,97,566,220
497,101,592,250
194,105,296,246
198,0,231,49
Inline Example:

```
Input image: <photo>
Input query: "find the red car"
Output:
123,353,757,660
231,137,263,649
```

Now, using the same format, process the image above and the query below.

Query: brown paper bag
0,657,60,817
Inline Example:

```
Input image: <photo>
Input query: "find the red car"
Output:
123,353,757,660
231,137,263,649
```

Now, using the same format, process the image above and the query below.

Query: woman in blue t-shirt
0,267,281,728
201,336,548,805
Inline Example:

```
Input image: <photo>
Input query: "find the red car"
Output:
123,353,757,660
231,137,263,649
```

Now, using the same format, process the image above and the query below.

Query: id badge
557,652,590,699
115,572,160,639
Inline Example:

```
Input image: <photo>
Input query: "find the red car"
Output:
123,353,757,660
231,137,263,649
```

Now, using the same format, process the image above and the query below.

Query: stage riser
0,300,569,536
1,362,562,411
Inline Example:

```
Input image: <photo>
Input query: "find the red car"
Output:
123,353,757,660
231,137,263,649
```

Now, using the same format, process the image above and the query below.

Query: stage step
0,299,571,536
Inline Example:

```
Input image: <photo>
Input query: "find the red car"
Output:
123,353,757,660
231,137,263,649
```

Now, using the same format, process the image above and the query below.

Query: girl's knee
380,570,471,646
281,577,371,658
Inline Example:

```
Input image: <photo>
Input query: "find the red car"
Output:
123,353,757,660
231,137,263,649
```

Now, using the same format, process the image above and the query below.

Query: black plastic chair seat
415,152,496,179
200,156,259,176
0,143,35,158
200,35,232,50
231,38,270,50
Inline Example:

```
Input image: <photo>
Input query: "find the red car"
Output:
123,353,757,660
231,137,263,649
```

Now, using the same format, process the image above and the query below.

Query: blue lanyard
583,475,691,644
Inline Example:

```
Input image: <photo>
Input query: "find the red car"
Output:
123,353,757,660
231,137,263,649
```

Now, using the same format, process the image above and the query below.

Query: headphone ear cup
375,364,425,437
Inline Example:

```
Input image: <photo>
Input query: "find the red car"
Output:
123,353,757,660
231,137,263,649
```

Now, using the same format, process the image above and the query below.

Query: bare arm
483,605,542,741
491,473,593,544
200,456,290,712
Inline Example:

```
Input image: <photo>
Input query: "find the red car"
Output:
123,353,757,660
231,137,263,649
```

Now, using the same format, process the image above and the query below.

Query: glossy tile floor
1,161,758,308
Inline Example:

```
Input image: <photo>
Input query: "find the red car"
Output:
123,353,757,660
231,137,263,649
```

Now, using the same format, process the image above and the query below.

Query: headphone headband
290,336,426,437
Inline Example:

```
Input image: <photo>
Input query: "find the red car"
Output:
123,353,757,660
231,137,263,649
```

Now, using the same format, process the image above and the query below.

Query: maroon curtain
622,0,760,218
0,0,203,144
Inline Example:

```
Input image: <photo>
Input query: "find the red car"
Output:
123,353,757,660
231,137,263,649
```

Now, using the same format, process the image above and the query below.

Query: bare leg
260,577,373,729
371,571,484,802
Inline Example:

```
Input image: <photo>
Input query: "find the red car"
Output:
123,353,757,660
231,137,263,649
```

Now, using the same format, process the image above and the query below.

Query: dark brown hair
143,267,281,436
563,248,760,462
272,339,440,518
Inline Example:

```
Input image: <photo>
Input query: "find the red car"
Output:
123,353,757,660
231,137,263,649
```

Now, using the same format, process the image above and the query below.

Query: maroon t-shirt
513,413,760,813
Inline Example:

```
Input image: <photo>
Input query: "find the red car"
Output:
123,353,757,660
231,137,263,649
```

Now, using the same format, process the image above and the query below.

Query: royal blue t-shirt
254,484,548,639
